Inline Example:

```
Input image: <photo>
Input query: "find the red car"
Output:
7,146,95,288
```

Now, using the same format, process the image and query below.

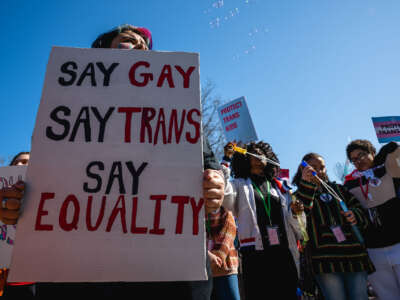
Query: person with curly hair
293,152,375,300
223,141,304,299
344,139,400,300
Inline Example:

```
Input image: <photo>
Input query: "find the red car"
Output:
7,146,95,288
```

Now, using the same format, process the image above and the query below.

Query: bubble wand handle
233,145,280,167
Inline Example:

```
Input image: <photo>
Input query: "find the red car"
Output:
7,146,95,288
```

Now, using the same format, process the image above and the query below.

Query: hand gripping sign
0,166,26,268
9,47,206,282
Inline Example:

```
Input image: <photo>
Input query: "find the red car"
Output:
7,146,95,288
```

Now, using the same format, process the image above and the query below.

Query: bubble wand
301,161,364,245
232,145,280,167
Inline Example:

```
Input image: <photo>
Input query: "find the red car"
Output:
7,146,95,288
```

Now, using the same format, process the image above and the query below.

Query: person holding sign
91,23,223,300
0,153,29,226
292,153,374,300
223,141,303,299
4,24,224,299
0,184,24,226
344,140,400,300
205,182,240,300
0,152,34,297
9,152,30,167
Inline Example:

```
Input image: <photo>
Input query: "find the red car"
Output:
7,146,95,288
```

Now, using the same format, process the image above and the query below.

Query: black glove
374,142,399,166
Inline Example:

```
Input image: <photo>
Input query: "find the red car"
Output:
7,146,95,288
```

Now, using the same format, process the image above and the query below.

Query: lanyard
205,215,211,235
252,181,272,225
358,177,370,201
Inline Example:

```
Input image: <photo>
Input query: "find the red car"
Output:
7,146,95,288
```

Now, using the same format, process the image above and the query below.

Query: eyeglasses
350,152,368,165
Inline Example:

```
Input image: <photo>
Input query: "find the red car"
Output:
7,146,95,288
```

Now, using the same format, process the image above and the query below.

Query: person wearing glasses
344,139,400,300
293,152,374,300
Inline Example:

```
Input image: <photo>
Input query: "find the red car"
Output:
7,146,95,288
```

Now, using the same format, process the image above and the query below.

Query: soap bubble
212,0,224,8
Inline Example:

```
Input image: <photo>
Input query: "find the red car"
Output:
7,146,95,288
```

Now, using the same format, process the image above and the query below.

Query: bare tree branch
201,80,226,159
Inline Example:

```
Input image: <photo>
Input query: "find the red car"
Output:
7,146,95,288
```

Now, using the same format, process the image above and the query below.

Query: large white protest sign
9,47,205,282
0,166,26,268
218,96,258,143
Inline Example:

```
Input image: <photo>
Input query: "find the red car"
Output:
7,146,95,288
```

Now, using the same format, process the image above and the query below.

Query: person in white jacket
222,141,305,300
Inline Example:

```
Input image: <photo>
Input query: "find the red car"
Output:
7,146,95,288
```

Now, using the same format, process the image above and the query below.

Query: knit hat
91,24,153,50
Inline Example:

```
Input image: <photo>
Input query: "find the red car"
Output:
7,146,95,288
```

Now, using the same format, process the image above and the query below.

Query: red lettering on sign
175,65,195,88
149,195,167,235
140,107,157,143
157,65,175,88
154,108,167,145
35,192,55,231
128,61,196,88
35,193,202,235
223,112,240,123
131,196,148,234
118,107,142,143
225,122,238,132
106,195,127,233
171,196,190,234
59,194,80,231
86,195,106,231
186,109,201,144
129,61,153,86
118,107,200,145
190,197,204,235
220,101,242,115
168,109,186,143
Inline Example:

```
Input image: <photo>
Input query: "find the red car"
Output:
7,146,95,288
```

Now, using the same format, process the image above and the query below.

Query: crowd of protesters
0,23,400,300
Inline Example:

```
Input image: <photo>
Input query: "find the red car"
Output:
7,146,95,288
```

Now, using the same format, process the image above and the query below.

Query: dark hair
10,152,30,166
346,139,376,160
91,24,151,49
231,141,279,181
292,152,327,186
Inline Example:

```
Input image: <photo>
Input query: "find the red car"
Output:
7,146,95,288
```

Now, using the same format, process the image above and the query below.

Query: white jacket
223,177,306,275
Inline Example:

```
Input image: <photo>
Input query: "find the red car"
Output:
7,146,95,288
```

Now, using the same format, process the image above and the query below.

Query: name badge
267,226,280,246
331,226,346,243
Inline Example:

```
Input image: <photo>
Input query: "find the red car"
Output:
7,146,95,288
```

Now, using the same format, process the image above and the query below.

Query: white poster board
0,166,26,268
9,47,205,282
218,96,258,143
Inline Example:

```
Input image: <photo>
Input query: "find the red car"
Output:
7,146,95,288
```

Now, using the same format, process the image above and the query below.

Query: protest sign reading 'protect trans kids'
218,96,258,144
372,116,400,143
9,47,206,282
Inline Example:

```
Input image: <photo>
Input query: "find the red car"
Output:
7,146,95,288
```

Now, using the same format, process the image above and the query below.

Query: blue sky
1,0,398,181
